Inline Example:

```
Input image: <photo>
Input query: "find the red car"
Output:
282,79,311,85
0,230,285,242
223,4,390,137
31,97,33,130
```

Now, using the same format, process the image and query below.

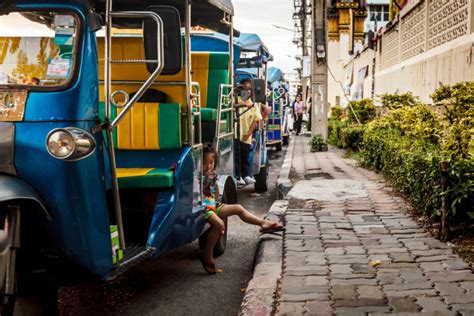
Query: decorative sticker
54,15,75,27
54,27,74,46
46,58,72,79
0,90,27,122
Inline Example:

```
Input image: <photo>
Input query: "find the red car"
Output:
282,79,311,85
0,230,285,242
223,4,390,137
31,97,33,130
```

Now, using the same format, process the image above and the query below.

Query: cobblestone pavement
276,136,474,316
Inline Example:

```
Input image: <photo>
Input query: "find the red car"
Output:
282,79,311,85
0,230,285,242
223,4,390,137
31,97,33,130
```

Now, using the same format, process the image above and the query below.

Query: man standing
237,79,262,186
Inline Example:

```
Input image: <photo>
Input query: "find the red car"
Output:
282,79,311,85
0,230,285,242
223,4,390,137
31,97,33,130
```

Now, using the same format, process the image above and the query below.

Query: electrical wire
325,59,362,125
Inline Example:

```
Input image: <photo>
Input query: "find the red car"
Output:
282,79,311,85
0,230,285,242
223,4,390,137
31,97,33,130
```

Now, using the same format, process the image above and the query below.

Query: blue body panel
191,33,241,68
12,1,113,277
8,0,208,280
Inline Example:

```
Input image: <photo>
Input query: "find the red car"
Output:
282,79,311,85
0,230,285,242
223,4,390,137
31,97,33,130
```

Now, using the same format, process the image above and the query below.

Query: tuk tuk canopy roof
1,0,235,34
93,0,234,34
268,67,286,84
236,33,270,55
235,67,285,84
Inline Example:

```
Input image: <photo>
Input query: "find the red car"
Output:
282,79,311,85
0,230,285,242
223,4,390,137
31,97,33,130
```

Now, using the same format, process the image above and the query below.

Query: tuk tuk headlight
46,128,96,161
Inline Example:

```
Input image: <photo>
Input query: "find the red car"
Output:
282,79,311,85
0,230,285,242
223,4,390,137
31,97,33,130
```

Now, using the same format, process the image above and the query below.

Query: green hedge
361,83,474,220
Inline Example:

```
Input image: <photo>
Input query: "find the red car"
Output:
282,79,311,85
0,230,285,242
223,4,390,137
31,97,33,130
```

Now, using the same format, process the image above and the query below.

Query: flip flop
260,222,285,234
198,251,216,275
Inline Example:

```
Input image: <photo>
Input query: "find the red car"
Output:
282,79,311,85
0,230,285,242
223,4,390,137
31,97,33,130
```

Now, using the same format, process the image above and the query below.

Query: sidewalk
275,136,474,315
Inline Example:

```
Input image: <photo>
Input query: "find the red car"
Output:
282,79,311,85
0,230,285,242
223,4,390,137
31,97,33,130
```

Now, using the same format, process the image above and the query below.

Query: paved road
59,148,285,316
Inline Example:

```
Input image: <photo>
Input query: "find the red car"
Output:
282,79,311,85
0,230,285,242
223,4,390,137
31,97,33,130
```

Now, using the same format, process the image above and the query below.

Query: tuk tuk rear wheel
198,218,228,258
275,142,283,152
282,135,289,146
254,166,268,193
199,185,233,257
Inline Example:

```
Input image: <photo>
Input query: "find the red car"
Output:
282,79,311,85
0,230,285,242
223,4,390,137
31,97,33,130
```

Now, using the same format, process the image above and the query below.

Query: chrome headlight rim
46,127,96,162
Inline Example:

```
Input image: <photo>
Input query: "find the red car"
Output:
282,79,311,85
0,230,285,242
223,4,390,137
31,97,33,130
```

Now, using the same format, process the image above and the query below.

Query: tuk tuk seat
99,102,181,189
192,52,230,122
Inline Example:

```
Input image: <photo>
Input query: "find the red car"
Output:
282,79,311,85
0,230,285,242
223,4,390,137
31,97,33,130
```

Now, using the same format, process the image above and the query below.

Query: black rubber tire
199,218,228,258
275,142,283,152
199,180,236,257
282,135,289,146
254,165,268,193
0,207,58,316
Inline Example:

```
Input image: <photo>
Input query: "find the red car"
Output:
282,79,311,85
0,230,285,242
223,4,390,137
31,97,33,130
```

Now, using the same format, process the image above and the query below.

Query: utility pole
301,0,309,104
311,0,328,141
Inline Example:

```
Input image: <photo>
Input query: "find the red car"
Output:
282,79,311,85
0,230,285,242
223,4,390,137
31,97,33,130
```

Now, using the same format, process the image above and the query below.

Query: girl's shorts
204,203,225,219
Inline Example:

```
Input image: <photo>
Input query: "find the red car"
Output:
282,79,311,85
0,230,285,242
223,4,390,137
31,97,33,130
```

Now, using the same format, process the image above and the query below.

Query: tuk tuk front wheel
0,206,58,316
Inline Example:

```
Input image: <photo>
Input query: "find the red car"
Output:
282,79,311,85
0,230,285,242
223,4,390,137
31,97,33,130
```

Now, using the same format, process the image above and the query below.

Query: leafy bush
379,92,419,109
328,118,348,148
341,126,365,150
309,134,328,152
347,99,376,124
361,82,474,221
330,105,344,121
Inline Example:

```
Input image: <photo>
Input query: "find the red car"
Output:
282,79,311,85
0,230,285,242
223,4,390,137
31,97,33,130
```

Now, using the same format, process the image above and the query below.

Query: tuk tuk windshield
0,12,79,89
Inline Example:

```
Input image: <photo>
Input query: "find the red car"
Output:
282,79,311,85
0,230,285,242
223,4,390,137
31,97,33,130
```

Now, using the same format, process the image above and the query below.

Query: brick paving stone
385,289,438,298
277,301,306,315
281,285,329,295
357,285,385,299
330,284,358,300
434,282,466,296
305,276,329,286
334,298,387,308
388,297,421,312
415,296,452,314
274,138,474,316
305,300,332,316
280,292,330,302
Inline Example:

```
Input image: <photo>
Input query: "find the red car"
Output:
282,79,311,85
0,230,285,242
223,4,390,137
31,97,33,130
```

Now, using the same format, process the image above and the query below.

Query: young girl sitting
199,145,284,274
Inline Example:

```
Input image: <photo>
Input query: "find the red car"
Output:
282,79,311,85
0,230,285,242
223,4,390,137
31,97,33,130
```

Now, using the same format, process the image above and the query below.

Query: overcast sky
233,0,300,76
0,2,300,75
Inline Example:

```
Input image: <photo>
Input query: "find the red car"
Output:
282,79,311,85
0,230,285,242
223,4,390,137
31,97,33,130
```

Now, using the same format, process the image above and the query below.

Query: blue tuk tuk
0,0,237,313
267,67,290,150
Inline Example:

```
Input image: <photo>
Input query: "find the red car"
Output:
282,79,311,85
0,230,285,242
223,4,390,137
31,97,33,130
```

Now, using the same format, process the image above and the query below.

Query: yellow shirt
239,104,263,144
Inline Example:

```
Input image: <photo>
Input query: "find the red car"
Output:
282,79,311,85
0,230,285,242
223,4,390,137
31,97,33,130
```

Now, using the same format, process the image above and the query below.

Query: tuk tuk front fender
0,175,51,221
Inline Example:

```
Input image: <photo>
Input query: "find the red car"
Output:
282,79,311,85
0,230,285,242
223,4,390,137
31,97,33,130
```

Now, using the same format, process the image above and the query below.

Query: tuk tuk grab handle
108,11,164,130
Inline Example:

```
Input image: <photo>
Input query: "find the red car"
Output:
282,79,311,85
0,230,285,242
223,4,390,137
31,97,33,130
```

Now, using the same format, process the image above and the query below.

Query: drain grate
304,172,334,180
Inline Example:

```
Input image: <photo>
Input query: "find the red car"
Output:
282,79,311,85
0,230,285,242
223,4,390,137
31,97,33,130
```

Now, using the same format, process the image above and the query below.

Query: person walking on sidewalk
199,145,284,274
237,79,262,186
293,94,306,135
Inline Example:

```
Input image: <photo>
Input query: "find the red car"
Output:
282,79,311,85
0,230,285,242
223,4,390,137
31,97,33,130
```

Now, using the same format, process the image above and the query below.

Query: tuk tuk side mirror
87,12,104,32
144,6,182,75
251,79,267,103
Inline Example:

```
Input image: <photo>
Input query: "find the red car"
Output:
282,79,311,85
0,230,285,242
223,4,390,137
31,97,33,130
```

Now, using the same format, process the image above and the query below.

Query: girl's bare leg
218,204,282,230
204,214,225,264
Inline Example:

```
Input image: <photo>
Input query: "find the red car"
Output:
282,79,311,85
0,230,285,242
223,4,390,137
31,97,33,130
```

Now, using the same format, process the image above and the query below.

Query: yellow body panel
116,168,155,178
190,53,209,107
117,103,160,150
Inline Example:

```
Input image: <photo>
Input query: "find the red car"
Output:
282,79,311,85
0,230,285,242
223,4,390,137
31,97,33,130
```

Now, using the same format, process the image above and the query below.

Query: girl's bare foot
260,221,284,233
199,251,216,274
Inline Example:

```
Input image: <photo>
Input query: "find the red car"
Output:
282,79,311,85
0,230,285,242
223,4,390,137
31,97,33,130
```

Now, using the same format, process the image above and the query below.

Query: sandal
198,251,216,275
260,222,285,234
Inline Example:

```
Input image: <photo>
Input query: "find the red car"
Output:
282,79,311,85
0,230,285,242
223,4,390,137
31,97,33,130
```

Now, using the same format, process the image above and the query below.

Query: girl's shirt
202,171,219,209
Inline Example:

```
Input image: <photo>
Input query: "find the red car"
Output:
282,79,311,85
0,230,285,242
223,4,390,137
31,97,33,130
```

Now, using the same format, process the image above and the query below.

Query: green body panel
158,103,182,149
206,53,229,109
118,168,175,188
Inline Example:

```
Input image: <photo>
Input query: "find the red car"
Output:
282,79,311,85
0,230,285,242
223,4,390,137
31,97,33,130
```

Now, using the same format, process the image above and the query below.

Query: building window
369,5,389,22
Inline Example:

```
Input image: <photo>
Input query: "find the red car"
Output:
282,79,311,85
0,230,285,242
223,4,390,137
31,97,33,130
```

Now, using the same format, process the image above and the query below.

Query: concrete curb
239,200,288,316
277,138,295,200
